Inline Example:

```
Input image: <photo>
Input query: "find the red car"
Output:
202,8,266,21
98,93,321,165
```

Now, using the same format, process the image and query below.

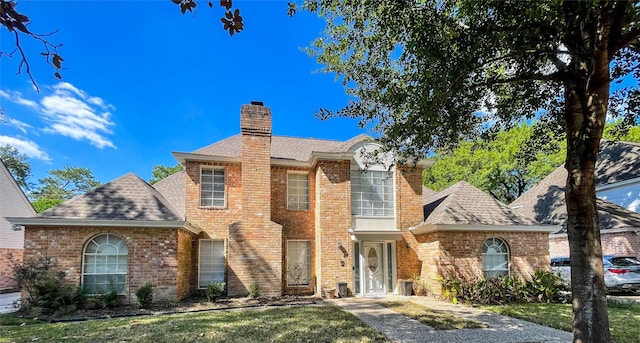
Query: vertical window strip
354,242,360,294
200,168,226,207
287,240,310,286
199,240,225,288
287,173,309,210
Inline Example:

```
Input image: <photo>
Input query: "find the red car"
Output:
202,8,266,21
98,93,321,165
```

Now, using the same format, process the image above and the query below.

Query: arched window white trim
82,234,128,294
481,237,509,278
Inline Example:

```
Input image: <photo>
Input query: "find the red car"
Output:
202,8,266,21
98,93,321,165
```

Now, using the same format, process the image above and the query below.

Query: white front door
364,242,385,294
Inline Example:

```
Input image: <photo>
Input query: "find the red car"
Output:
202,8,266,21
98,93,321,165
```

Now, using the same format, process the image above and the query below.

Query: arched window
481,237,509,278
83,234,128,294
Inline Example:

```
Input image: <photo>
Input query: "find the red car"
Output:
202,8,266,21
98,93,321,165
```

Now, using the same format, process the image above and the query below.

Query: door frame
353,240,397,295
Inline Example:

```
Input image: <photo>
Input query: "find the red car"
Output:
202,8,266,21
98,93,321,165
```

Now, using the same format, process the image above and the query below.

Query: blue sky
0,1,364,186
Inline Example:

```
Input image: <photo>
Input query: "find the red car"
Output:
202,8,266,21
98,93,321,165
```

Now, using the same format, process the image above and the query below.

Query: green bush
248,282,260,299
136,283,154,308
11,256,87,314
205,282,226,302
439,270,567,305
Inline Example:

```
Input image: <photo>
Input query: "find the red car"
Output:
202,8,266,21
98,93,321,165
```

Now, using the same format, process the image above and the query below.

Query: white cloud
7,117,32,134
0,82,116,149
39,82,116,149
0,89,39,110
0,135,50,161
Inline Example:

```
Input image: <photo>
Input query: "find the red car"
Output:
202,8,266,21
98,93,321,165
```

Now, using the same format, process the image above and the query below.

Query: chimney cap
250,101,264,106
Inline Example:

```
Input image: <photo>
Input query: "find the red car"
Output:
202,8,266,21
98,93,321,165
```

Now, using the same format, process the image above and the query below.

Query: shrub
11,256,87,314
95,279,120,308
439,270,567,305
136,283,154,308
205,282,226,302
248,282,260,299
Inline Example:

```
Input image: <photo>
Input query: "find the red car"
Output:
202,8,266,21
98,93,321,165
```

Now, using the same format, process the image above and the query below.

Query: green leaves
172,0,244,36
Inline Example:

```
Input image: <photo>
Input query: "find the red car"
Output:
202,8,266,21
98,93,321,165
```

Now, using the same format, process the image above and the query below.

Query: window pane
83,234,127,295
199,240,225,288
201,168,225,207
351,170,394,217
287,241,310,286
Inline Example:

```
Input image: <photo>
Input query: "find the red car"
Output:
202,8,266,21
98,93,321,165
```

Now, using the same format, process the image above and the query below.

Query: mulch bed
12,295,324,323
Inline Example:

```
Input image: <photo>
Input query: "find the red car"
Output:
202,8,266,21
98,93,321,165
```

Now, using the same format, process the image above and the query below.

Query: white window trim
481,237,510,278
350,169,396,218
287,171,310,210
286,240,311,287
199,166,226,208
198,239,226,289
82,233,128,295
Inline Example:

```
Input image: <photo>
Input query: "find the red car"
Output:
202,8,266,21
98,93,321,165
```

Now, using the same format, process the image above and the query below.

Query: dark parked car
551,255,640,292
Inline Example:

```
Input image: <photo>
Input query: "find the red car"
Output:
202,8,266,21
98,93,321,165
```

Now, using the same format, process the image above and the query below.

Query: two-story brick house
9,102,553,302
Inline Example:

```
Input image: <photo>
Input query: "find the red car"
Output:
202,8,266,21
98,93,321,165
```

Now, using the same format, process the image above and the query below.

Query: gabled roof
418,181,539,228
8,173,192,230
509,166,640,232
596,140,640,185
152,171,185,218
510,140,640,233
190,134,370,162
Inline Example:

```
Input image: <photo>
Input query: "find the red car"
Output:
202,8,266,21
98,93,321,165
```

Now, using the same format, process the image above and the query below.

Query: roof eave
172,152,241,164
410,223,558,235
7,217,191,230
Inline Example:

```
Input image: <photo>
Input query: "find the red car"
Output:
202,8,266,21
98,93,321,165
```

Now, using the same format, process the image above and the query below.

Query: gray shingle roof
39,173,184,221
510,140,640,231
423,181,537,226
152,171,185,218
192,134,370,161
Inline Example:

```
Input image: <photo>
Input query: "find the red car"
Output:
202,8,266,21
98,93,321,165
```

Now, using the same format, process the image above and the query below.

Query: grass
0,305,389,343
377,300,487,330
482,302,640,343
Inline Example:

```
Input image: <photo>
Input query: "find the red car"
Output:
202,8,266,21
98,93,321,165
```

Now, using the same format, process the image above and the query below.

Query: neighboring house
9,103,554,302
0,160,36,291
510,140,640,258
410,181,554,292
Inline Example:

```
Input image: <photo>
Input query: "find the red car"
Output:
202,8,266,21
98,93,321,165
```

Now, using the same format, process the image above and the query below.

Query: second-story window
287,172,309,210
201,167,225,207
351,170,394,217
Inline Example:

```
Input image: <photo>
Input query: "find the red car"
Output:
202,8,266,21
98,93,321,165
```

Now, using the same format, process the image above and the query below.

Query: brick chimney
240,101,272,221
228,102,283,297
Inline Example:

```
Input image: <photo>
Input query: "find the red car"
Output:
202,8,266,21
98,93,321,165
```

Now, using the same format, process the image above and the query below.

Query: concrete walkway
329,296,573,343
0,292,21,314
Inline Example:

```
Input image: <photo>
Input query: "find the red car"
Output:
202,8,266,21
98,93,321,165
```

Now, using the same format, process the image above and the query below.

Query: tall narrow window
287,172,309,210
287,240,310,286
199,240,225,288
200,168,225,207
353,242,360,294
351,170,394,217
482,237,510,278
83,234,128,294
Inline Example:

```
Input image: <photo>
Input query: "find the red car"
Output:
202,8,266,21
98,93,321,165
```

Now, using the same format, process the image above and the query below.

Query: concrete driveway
0,292,21,314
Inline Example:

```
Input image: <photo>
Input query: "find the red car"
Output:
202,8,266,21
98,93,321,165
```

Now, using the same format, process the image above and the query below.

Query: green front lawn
0,305,389,343
377,300,487,330
482,302,640,343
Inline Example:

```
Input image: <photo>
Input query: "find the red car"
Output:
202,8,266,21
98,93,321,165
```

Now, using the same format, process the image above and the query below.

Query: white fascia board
410,224,558,235
6,217,191,230
172,152,241,164
596,177,640,192
348,229,405,241
550,227,640,238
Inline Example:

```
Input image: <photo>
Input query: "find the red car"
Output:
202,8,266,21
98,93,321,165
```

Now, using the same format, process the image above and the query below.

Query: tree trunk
562,5,612,342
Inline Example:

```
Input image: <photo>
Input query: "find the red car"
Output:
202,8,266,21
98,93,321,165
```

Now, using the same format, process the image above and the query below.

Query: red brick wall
177,229,196,299
550,231,640,258
415,230,550,295
23,226,191,302
315,160,353,294
0,248,22,291
395,167,426,284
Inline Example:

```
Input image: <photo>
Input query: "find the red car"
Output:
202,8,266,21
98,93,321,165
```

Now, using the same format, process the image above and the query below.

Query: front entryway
364,242,385,293
354,241,396,295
